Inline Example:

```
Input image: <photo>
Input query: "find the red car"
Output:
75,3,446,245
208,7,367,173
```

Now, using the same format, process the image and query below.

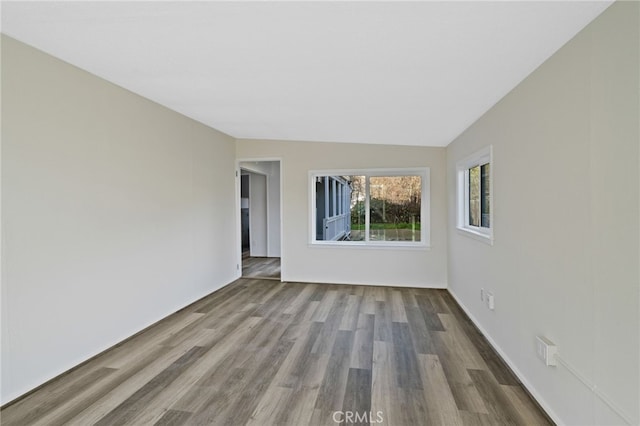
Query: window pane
349,176,366,241
315,177,327,240
469,166,480,227
328,177,335,217
369,176,421,242
481,163,490,228
316,175,361,241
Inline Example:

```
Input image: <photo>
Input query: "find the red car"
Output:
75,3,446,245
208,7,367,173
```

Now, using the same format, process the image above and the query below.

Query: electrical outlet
486,292,495,310
535,336,557,366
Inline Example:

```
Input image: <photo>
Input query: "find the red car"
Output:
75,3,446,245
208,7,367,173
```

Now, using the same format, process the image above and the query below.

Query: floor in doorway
242,257,281,280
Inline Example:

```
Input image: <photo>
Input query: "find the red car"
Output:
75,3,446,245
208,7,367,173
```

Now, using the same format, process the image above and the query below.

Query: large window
456,146,493,244
310,168,430,247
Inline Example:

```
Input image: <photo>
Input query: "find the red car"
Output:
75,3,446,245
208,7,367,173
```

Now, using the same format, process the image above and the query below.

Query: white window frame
309,168,430,248
456,146,493,245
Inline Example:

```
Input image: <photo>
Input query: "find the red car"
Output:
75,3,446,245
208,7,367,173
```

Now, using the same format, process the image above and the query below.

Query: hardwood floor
1,279,552,426
242,257,281,280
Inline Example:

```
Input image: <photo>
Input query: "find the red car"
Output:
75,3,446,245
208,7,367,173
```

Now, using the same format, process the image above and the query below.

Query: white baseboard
281,276,446,289
446,288,564,426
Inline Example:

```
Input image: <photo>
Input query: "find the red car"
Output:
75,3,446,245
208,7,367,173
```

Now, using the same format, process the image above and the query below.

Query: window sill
309,241,431,250
456,226,493,246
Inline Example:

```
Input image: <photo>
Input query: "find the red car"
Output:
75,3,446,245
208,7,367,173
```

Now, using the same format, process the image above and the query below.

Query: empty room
1,1,638,425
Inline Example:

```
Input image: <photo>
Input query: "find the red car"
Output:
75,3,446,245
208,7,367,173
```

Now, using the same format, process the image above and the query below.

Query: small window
310,168,430,247
457,147,493,244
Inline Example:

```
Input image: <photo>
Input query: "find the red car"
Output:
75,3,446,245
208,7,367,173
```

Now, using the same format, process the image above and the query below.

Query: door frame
235,158,283,281
241,168,268,258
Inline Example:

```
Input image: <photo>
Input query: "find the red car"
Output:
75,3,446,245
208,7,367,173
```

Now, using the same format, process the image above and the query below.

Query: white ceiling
1,1,613,147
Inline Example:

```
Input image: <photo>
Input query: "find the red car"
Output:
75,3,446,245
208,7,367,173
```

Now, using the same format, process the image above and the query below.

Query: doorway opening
238,159,282,281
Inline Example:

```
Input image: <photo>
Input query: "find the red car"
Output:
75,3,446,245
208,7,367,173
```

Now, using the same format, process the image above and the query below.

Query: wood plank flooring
1,279,552,426
242,257,281,280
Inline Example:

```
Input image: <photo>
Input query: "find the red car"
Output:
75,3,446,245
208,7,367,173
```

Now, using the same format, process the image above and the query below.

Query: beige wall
446,2,639,425
1,36,238,403
236,139,447,288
